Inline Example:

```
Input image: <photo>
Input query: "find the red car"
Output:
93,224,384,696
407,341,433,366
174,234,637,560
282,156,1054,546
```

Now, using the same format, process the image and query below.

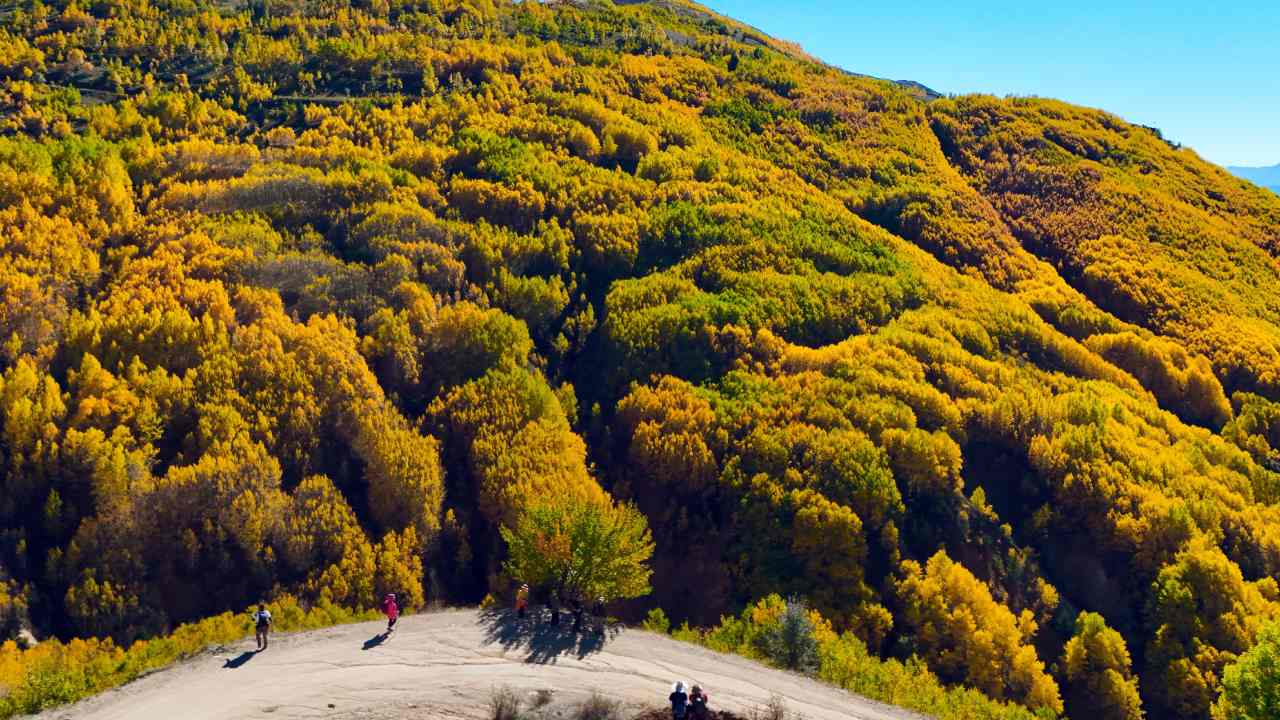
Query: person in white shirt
253,604,273,651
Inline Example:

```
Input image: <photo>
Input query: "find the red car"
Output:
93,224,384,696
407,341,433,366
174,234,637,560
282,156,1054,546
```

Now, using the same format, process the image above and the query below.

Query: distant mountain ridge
1228,163,1280,193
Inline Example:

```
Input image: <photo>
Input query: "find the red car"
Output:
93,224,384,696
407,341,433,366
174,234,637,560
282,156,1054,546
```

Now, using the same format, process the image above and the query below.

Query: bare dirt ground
34,609,927,720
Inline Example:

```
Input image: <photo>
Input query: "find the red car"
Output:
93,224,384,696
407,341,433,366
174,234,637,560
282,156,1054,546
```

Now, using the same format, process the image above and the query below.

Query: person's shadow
362,633,388,651
222,650,258,669
478,607,622,664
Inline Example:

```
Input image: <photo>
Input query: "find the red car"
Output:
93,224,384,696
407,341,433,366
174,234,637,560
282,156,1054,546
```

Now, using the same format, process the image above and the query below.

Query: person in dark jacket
689,685,709,720
592,596,607,633
669,681,689,720
548,591,560,626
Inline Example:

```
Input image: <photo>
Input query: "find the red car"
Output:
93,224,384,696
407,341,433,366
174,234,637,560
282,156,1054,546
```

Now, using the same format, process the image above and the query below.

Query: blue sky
701,1,1280,168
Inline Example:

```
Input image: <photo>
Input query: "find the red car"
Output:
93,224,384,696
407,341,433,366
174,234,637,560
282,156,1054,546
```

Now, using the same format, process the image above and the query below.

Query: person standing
592,596,607,633
253,604,272,651
548,591,561,626
515,584,529,620
689,685,709,720
382,593,399,634
669,681,689,720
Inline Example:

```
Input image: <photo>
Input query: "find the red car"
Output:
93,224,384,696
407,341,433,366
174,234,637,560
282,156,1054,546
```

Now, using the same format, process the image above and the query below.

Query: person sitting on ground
669,681,689,720
689,685,709,720
381,592,399,633
515,583,529,620
253,603,272,651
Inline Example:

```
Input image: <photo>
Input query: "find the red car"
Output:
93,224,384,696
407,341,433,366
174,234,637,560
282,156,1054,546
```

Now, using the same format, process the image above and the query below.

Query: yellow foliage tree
894,552,1063,713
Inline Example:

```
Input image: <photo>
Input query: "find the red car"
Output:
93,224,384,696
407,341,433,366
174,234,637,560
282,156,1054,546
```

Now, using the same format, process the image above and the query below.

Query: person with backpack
689,685,709,720
253,603,272,651
381,593,399,634
669,681,689,720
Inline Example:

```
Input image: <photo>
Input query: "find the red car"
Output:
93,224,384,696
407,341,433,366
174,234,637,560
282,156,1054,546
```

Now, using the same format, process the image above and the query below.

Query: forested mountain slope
2,1,1280,719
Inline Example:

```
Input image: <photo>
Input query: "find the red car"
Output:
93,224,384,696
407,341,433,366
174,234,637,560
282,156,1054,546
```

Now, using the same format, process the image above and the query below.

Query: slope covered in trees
2,1,1280,718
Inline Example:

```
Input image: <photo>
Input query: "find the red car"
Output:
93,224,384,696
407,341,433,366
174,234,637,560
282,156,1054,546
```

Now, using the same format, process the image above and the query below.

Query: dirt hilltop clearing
33,609,927,720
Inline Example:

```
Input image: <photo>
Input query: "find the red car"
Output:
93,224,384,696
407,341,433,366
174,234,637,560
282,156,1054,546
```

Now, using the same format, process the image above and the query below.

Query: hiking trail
35,609,927,720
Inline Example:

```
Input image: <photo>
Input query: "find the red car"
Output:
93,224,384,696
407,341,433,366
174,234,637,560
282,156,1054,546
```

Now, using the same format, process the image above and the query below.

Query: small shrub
489,685,522,720
574,691,621,720
532,688,554,708
641,608,671,634
758,598,819,675
749,694,789,720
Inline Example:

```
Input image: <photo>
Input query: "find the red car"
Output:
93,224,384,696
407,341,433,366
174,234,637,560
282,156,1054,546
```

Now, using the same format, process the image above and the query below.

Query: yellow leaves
373,528,425,609
2,9,1280,720
449,177,546,232
572,212,640,277
432,366,599,527
157,139,260,184
0,197,101,364
0,578,27,642
480,416,603,525
531,523,573,570
500,492,653,602
1087,330,1231,428
601,122,658,169
64,576,142,639
1060,612,1141,720
789,490,870,623
353,406,444,540
1144,540,1280,717
881,427,962,497
160,162,404,220
894,551,1062,714
617,377,718,492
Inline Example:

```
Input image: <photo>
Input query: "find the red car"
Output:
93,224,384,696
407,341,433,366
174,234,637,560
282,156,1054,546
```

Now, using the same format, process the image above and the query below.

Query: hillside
32,609,919,720
3,1,1280,719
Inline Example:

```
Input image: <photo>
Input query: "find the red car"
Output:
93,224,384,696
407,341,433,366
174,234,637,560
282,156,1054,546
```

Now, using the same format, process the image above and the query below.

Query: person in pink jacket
382,593,399,633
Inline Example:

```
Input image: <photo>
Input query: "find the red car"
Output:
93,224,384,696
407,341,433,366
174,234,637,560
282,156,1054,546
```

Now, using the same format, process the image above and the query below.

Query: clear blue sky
701,1,1280,168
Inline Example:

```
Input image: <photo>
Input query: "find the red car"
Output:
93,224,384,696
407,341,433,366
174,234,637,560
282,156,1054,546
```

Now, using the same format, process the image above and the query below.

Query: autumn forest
2,0,1280,718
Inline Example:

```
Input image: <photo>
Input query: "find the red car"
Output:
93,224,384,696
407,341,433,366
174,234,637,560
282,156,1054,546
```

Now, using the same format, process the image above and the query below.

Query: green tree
758,597,820,675
500,494,653,602
1213,621,1280,720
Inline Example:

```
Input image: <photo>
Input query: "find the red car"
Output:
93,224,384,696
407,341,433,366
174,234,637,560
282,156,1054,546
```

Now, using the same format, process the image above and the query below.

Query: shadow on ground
221,651,258,669
629,707,742,717
478,607,623,664
632,709,744,720
362,633,388,651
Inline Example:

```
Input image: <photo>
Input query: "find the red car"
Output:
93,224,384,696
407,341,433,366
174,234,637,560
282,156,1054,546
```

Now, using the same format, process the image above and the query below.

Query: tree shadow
222,650,258,669
362,633,388,651
478,607,622,665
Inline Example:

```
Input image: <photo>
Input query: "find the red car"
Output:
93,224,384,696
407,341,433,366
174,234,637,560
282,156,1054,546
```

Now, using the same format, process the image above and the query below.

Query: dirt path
34,609,927,720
